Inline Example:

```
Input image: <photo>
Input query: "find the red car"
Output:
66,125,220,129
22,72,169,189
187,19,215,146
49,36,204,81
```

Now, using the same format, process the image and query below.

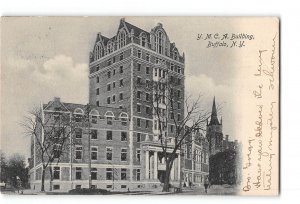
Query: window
137,118,141,127
107,59,111,66
137,63,141,71
91,115,97,124
178,78,181,85
75,167,82,180
105,147,113,161
106,168,113,180
155,31,165,54
137,50,141,58
121,185,127,189
107,41,114,53
91,168,97,180
112,95,116,103
155,68,158,76
94,44,104,60
159,69,162,77
146,53,150,61
121,148,127,161
107,97,111,104
75,185,81,189
170,112,174,120
137,91,141,99
121,132,127,141
120,52,124,60
136,149,141,162
107,116,113,125
137,133,141,142
120,112,128,126
137,77,141,85
75,128,82,139
177,102,181,109
146,93,150,101
113,82,116,88
141,36,146,47
53,185,60,190
96,101,100,107
75,146,83,160
170,125,174,133
137,104,141,113
107,84,111,91
145,120,149,129
106,185,112,189
155,57,159,64
106,131,112,140
91,147,98,160
146,106,151,115
53,167,60,180
96,65,100,71
119,79,124,87
107,71,111,78
136,169,141,181
146,80,150,88
177,90,181,98
112,56,116,63
91,129,97,139
177,114,181,121
154,120,158,130
146,66,150,74
113,69,116,75
171,64,174,71
121,169,127,180
96,76,99,83
119,93,123,101
117,30,126,49
119,66,123,73
53,144,61,158
174,51,178,60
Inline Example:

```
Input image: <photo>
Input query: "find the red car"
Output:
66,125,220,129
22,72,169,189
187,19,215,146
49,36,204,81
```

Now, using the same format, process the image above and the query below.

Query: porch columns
154,151,158,180
145,150,149,179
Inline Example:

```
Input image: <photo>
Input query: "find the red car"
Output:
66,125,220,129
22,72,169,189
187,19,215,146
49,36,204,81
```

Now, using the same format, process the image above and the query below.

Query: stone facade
29,19,209,192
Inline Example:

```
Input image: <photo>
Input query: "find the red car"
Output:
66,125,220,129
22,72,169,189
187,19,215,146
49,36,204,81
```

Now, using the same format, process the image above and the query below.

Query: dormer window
94,44,104,60
117,30,126,49
107,41,114,54
155,30,165,55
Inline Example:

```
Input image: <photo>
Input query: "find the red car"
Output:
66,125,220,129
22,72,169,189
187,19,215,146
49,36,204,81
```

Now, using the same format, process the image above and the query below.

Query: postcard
0,16,279,195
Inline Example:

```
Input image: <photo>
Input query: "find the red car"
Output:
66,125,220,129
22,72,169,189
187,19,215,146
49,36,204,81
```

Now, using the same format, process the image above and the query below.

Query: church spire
209,96,220,125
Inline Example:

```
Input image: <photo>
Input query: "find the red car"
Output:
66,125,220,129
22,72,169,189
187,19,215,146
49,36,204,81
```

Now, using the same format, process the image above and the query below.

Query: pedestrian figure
204,177,209,194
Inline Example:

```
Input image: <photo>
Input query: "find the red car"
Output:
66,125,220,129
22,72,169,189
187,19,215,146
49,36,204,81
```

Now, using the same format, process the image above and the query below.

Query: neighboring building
182,129,209,187
206,97,241,185
29,19,209,192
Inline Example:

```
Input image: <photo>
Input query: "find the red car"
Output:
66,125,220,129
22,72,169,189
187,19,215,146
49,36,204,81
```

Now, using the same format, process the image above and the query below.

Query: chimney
157,22,163,27
54,97,60,102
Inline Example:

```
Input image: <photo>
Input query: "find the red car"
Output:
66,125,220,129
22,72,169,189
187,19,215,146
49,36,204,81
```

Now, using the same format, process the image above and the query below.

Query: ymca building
29,19,209,192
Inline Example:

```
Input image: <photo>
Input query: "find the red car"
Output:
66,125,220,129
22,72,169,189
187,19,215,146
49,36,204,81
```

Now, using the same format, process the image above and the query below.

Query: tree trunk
49,166,53,191
41,166,46,192
162,159,174,192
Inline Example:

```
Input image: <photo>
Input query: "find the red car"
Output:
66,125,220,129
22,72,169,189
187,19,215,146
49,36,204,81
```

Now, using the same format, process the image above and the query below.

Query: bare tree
21,105,75,192
134,69,210,192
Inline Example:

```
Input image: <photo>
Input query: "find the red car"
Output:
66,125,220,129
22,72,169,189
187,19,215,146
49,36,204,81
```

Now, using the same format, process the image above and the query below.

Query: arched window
155,30,165,54
140,33,147,47
105,111,115,125
94,44,104,60
107,41,114,54
117,30,126,49
90,109,100,116
119,112,128,126
174,51,178,60
74,108,84,122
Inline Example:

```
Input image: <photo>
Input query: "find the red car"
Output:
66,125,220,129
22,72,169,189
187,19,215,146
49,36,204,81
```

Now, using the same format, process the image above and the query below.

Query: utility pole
86,103,92,189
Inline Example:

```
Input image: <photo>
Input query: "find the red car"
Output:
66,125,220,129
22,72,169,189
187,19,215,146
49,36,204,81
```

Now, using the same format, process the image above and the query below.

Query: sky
1,17,238,158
